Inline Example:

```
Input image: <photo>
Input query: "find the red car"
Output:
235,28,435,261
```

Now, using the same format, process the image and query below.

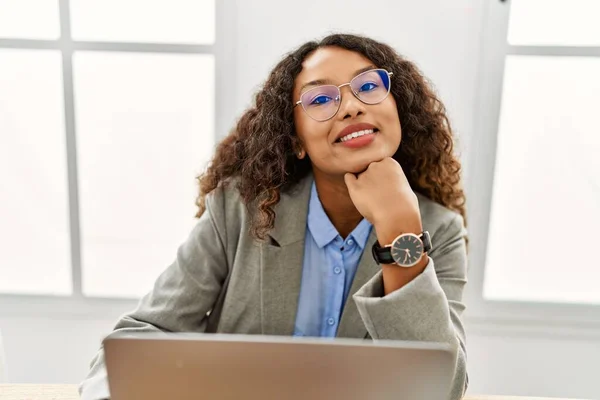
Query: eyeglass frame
294,69,394,122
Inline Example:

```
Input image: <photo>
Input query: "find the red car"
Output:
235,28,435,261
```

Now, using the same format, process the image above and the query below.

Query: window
0,0,218,299
469,0,600,316
0,48,70,296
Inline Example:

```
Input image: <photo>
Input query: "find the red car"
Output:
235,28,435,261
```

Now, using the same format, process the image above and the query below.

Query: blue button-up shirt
293,182,372,337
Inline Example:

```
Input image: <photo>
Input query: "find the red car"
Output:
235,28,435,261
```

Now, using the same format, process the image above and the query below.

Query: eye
359,82,378,92
310,95,333,105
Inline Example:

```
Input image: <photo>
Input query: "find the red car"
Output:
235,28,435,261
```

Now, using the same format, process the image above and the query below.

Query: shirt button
327,318,335,326
334,267,342,274
347,239,354,246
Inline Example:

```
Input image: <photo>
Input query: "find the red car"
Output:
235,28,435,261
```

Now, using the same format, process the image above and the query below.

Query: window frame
0,0,236,314
464,0,600,332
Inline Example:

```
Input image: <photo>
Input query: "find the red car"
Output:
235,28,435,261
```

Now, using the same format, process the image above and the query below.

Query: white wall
0,314,117,384
231,0,482,169
2,0,600,399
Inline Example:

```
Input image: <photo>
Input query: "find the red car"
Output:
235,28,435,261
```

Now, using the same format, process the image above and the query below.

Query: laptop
104,332,456,400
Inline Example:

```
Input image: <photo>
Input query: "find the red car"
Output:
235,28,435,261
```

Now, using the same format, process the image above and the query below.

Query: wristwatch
371,231,431,267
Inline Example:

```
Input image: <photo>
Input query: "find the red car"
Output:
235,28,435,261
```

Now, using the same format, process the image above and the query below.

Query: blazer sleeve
79,192,229,400
352,213,468,400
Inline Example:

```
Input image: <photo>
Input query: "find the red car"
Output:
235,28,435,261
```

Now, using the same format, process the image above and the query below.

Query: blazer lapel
260,175,313,336
336,229,381,339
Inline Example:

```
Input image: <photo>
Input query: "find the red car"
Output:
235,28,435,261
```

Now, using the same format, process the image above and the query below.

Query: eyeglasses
294,68,393,122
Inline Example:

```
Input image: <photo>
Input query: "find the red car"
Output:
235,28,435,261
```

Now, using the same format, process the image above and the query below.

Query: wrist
373,215,423,245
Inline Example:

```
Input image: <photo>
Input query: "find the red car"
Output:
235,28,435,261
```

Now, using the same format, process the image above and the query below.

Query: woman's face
293,46,401,176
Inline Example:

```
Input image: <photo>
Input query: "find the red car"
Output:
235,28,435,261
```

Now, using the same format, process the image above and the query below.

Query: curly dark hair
196,33,466,240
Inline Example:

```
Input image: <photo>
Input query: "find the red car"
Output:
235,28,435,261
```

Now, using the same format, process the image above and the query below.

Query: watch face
391,234,424,267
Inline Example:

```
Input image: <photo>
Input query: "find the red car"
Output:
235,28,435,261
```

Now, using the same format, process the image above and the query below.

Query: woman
80,33,468,400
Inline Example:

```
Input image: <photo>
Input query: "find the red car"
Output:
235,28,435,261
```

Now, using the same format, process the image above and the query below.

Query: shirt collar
307,182,338,248
351,217,372,250
307,182,372,249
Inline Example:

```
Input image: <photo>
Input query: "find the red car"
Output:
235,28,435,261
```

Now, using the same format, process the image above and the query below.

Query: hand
344,157,422,242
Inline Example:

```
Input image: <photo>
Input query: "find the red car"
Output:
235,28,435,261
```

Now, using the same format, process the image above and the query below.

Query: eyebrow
299,65,378,93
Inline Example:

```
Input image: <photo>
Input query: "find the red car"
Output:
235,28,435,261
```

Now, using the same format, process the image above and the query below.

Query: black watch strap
371,231,432,265
371,242,395,264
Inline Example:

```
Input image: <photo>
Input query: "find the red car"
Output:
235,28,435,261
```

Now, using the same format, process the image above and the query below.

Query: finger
388,157,409,183
344,172,358,190
397,163,410,184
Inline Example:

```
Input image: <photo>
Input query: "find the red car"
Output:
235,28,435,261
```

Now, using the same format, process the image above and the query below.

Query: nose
337,84,366,120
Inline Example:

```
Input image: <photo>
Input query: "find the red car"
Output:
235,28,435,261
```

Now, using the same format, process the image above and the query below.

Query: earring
297,149,305,159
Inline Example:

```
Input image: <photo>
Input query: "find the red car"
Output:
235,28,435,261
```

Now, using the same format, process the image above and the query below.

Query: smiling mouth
335,128,379,143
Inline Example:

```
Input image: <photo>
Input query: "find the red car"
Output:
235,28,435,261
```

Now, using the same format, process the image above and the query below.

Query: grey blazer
80,174,468,400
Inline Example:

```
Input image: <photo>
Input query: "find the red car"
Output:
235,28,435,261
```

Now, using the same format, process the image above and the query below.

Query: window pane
74,52,214,298
0,0,60,39
0,49,71,295
483,56,600,304
70,0,215,44
508,0,600,46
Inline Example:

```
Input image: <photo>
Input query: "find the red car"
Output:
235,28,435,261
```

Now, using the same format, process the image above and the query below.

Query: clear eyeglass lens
351,69,391,104
300,85,341,121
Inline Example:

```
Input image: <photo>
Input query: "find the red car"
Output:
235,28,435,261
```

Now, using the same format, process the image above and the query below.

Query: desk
0,385,588,400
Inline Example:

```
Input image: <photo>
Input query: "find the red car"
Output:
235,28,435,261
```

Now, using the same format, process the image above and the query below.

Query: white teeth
339,129,375,142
